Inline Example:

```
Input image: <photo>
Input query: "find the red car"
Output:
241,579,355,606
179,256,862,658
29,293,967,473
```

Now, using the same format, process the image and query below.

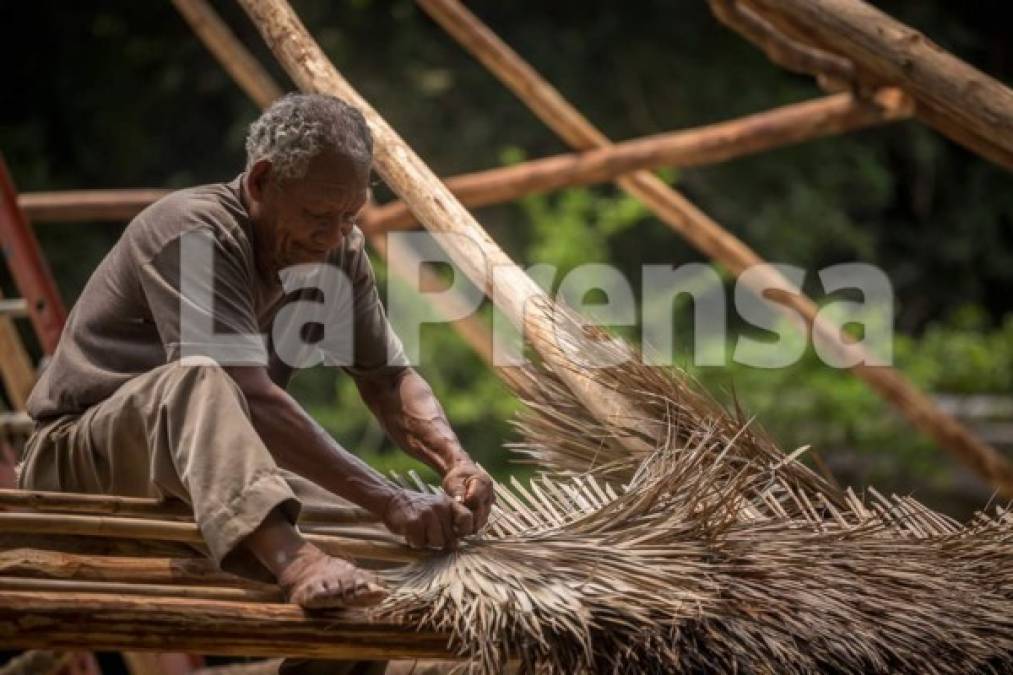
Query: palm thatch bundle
377,311,1013,674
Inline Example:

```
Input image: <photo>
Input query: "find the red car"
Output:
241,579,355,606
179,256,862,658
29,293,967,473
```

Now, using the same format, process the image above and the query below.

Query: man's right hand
381,489,475,550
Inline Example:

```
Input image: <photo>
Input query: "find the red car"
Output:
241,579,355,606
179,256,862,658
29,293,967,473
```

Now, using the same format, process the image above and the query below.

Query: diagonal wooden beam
414,0,1013,496
236,0,657,454
172,0,284,109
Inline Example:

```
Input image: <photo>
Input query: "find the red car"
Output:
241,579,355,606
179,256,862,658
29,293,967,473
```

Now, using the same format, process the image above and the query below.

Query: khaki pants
18,358,389,675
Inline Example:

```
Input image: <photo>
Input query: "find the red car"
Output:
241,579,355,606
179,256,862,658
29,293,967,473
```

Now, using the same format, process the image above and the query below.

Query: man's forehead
291,154,369,205
297,179,368,208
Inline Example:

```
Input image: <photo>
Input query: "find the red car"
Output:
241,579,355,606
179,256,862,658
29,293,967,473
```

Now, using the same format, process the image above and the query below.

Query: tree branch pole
236,0,658,454
362,88,910,231
415,0,1013,496
0,511,420,563
0,548,270,589
742,0,1013,171
171,0,284,109
0,487,377,523
17,90,909,228
0,591,453,660
16,189,171,224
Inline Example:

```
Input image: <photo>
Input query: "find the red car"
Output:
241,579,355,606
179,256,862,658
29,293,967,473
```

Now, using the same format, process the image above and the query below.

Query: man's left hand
442,460,494,534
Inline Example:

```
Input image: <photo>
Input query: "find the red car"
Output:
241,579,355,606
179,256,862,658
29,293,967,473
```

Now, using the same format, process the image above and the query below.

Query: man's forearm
356,368,471,475
243,383,397,517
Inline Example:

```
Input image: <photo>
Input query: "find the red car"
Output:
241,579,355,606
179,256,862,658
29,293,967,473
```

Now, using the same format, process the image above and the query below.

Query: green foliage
692,310,1013,485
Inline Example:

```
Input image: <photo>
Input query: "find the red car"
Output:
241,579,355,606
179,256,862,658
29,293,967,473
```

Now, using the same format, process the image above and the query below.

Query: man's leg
18,357,384,608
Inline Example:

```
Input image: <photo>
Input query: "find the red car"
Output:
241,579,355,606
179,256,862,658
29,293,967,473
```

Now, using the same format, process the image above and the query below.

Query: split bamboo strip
744,0,1013,171
363,89,911,231
416,0,1013,497
172,0,284,109
0,575,281,602
15,189,170,225
0,590,453,659
0,512,420,563
0,487,378,524
237,0,658,455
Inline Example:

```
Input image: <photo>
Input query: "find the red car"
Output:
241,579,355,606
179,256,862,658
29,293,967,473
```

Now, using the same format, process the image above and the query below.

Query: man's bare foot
277,543,387,610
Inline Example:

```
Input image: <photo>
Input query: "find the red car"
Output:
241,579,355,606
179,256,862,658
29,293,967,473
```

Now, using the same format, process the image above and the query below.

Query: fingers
450,498,475,536
442,472,468,502
473,495,492,531
419,496,458,550
462,473,494,531
425,512,447,550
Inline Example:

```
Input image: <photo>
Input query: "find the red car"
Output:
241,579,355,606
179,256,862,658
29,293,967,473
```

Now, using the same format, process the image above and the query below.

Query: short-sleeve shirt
27,174,406,420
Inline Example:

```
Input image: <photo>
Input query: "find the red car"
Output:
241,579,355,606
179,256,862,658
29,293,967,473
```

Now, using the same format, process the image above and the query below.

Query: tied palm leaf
378,308,1012,674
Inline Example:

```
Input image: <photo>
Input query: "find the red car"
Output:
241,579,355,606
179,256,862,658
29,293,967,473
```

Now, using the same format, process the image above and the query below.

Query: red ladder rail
0,153,67,355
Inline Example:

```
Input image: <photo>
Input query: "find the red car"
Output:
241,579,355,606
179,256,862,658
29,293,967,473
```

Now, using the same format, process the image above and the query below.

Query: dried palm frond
378,312,1012,674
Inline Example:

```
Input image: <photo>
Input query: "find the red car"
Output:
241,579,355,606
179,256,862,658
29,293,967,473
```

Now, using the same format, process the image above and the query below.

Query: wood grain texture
745,0,1013,170
0,590,453,660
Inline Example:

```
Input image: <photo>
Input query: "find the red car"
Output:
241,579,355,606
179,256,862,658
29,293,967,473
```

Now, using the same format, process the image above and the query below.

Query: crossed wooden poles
15,0,1013,495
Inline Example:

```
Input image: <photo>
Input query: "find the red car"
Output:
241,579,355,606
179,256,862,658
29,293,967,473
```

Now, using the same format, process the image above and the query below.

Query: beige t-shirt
27,175,405,420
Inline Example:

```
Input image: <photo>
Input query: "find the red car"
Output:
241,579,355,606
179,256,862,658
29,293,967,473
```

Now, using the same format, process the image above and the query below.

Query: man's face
248,150,370,272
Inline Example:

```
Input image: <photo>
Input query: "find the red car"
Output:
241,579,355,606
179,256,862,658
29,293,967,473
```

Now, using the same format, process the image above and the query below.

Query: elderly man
17,93,494,610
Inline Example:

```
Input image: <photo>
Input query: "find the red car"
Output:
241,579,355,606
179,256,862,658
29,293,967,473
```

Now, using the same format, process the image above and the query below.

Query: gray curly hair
245,93,373,180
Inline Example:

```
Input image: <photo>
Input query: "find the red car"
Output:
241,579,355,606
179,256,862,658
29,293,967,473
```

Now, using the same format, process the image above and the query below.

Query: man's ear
246,159,273,203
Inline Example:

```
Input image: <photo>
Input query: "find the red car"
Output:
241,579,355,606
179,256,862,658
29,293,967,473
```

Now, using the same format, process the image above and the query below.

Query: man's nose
313,224,346,249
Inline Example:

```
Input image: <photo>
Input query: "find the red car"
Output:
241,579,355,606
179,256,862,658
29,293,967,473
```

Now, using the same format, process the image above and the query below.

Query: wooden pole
237,0,658,453
0,590,453,660
362,89,910,231
18,91,909,228
0,548,270,589
0,301,34,411
0,487,378,524
0,511,420,563
16,189,170,223
742,0,1013,171
0,575,282,603
171,0,284,109
415,0,1013,496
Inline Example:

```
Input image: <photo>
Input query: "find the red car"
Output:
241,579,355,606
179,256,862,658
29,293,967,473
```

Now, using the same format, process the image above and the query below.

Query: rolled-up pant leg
18,357,300,575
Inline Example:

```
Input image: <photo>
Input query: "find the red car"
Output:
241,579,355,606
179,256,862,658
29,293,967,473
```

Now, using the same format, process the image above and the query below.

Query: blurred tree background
1,0,1010,517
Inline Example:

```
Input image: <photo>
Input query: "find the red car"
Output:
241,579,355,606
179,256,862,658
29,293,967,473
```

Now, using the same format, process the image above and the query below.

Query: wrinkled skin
245,151,369,274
